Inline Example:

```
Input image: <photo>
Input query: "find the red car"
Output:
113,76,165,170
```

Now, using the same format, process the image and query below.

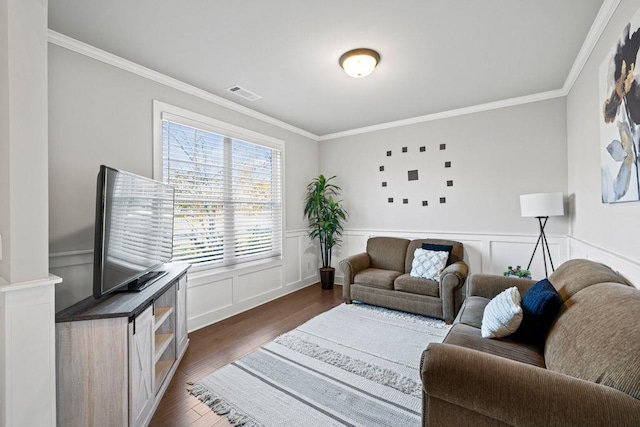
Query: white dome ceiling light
339,48,380,78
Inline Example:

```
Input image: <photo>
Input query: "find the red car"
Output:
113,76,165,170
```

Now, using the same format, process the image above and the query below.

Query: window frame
152,100,285,272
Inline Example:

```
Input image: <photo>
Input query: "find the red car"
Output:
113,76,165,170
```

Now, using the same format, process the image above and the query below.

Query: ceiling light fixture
339,48,380,78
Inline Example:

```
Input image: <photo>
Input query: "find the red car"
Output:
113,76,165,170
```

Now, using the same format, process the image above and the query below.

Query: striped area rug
190,303,451,426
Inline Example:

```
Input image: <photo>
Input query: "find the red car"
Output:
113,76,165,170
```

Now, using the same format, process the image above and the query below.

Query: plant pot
319,267,335,290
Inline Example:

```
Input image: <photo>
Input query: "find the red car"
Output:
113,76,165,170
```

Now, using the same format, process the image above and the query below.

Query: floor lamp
520,192,564,278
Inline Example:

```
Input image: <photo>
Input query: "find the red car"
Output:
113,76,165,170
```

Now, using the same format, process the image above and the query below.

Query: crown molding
318,0,621,142
49,0,620,145
47,30,320,142
562,0,621,93
318,89,566,141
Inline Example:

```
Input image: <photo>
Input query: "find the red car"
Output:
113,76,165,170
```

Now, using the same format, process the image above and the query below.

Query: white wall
567,0,640,278
48,44,320,320
320,98,570,279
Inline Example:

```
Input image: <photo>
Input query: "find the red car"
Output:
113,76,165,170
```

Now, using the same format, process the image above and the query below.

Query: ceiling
48,0,605,137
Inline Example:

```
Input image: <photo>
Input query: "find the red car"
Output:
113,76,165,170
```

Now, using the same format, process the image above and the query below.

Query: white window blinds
161,117,282,268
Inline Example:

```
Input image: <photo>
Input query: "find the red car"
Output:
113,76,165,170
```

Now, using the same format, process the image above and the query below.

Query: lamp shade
520,192,564,217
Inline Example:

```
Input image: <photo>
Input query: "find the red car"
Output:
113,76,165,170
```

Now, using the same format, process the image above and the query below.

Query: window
153,101,283,269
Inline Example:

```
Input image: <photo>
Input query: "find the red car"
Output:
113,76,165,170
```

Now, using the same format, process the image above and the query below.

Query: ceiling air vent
226,85,262,101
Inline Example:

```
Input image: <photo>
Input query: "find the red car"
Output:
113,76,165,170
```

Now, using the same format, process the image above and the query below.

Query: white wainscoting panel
489,238,562,281
187,277,233,327
50,231,640,334
285,235,301,285
50,251,93,313
184,230,318,330
301,238,320,284
332,229,568,282
236,266,282,303
568,237,640,286
50,230,320,333
0,275,61,427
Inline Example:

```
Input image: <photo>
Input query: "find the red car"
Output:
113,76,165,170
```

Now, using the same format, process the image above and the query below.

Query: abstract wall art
600,8,640,203
378,143,453,206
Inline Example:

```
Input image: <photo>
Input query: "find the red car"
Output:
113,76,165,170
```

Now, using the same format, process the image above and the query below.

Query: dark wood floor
149,283,344,427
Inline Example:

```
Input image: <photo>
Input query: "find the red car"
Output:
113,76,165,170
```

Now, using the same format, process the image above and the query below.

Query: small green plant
504,265,532,279
303,175,347,269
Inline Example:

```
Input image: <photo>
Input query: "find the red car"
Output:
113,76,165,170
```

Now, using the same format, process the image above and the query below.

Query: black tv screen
93,165,175,298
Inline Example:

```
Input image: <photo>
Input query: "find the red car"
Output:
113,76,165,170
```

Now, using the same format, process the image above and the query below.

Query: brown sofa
339,236,468,324
421,259,640,426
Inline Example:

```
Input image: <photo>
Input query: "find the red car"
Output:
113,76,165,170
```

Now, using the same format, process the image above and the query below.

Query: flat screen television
93,165,175,299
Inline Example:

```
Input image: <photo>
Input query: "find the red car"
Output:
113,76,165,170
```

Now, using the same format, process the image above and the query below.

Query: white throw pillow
410,248,449,281
481,286,523,339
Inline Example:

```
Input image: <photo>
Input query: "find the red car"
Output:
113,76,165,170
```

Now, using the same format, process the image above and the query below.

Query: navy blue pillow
514,279,562,346
421,243,453,266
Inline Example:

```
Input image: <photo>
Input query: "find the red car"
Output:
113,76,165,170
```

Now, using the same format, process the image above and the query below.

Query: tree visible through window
160,118,282,268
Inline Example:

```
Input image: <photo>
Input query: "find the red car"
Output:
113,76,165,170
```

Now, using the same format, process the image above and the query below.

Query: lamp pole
526,215,555,277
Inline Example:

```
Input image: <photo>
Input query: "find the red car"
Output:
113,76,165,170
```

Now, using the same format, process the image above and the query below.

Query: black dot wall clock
379,144,454,206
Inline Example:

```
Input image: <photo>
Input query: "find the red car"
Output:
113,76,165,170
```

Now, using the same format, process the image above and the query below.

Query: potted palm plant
304,175,347,289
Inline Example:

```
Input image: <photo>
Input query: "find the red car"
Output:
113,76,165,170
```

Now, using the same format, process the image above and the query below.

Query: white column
0,0,60,426
0,0,49,283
